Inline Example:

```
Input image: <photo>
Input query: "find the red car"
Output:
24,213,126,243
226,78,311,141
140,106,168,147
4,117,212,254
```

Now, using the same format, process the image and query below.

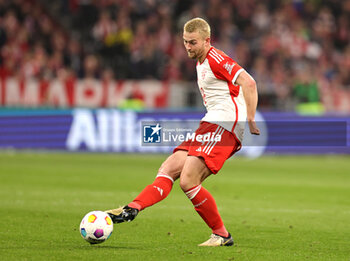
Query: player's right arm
235,71,260,135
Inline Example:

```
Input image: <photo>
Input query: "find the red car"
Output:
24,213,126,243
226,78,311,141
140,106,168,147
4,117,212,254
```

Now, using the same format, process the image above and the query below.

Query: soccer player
106,17,260,246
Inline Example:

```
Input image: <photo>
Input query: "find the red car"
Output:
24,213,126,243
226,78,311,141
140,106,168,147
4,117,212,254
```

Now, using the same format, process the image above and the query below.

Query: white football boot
198,233,234,247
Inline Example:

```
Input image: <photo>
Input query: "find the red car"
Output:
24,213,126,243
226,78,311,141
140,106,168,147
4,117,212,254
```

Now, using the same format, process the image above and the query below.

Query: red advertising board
0,78,169,108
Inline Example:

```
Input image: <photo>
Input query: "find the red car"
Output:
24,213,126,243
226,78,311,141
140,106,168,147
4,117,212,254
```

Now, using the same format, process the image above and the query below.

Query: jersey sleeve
208,52,244,84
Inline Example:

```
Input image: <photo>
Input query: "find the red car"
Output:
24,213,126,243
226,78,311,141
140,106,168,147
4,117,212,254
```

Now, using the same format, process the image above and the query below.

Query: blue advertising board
0,109,349,156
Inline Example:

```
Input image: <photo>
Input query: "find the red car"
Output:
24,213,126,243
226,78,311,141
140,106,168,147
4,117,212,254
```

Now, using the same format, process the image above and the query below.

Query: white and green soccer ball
80,211,113,244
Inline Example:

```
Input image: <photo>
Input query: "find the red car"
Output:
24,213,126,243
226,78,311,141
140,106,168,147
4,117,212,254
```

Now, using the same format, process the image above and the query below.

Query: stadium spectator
0,0,349,111
92,10,117,43
293,63,324,114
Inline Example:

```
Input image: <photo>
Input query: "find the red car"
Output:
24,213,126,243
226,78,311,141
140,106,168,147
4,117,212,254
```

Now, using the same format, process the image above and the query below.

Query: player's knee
179,173,199,192
179,176,188,192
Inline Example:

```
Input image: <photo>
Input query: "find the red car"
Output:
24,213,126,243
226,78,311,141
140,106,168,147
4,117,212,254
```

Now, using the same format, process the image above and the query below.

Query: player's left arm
235,71,260,135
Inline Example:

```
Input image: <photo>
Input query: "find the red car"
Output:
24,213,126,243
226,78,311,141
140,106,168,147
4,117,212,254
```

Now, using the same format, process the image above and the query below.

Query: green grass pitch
0,152,349,261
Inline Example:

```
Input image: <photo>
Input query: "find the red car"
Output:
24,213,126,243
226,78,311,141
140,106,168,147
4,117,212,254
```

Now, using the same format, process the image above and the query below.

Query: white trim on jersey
207,127,225,155
209,50,224,63
232,68,245,84
203,126,222,154
210,51,224,62
208,53,220,64
211,48,224,60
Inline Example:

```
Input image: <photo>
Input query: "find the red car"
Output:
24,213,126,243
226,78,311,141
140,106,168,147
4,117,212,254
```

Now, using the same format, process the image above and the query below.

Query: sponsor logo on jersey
223,62,235,75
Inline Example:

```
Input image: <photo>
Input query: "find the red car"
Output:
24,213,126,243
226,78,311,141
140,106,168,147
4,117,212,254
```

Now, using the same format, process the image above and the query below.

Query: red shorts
173,121,241,174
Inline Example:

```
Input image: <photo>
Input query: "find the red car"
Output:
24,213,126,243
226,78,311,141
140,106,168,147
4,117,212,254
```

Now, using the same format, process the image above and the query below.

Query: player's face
183,31,208,60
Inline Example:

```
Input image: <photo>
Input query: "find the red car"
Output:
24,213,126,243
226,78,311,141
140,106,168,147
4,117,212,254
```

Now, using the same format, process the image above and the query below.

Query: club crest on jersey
223,62,235,75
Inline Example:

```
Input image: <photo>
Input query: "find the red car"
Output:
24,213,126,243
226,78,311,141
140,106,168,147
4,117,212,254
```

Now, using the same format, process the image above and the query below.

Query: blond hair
184,17,211,39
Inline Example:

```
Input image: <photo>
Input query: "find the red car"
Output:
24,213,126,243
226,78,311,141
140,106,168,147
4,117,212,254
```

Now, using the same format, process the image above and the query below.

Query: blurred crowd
1,0,350,111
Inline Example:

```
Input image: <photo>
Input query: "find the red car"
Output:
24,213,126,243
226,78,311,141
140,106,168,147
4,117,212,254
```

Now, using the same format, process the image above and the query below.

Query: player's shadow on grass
78,245,139,250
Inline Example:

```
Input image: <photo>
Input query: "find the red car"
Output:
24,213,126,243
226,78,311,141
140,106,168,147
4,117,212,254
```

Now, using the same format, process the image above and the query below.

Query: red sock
129,173,174,211
185,185,229,237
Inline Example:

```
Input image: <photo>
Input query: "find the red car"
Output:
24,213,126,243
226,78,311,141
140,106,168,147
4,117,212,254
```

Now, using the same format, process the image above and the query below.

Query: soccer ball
80,211,113,244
